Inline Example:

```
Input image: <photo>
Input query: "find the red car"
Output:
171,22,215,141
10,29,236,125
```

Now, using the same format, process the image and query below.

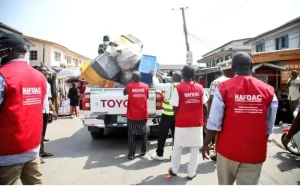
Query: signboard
281,71,290,82
220,64,232,70
256,75,268,83
186,51,193,65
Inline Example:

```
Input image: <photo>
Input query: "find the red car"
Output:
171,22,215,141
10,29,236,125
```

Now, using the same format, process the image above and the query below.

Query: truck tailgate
90,88,156,116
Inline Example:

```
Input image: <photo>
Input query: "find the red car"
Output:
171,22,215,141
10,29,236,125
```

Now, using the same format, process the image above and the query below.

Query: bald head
232,52,253,76
132,71,141,82
291,70,298,79
172,72,182,83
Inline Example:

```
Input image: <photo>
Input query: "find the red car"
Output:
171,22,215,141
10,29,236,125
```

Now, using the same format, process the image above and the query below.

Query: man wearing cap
0,33,46,184
202,52,278,185
98,35,110,55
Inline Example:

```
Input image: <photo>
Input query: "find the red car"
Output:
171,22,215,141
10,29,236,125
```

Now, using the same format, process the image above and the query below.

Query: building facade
197,38,252,68
244,17,300,54
23,35,91,68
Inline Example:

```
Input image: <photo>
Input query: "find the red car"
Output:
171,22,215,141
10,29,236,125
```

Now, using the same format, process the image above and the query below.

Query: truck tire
90,129,104,139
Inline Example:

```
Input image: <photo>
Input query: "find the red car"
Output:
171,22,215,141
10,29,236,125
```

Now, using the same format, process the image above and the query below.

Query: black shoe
40,152,53,158
43,139,50,142
187,174,197,180
140,152,146,156
210,155,217,162
128,155,135,160
168,168,177,176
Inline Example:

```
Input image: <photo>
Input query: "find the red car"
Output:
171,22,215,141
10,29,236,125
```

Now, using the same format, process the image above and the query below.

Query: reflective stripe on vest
162,83,178,116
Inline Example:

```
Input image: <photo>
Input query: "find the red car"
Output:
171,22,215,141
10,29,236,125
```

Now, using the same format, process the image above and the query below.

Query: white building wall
251,26,300,53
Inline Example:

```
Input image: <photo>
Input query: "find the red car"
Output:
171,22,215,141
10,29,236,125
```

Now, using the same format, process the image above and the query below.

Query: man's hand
282,135,291,147
202,145,210,160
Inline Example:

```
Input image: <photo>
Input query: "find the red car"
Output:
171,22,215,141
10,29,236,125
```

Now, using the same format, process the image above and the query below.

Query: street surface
42,116,300,185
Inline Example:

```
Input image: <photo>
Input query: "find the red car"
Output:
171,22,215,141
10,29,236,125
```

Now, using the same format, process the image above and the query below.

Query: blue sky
0,0,300,64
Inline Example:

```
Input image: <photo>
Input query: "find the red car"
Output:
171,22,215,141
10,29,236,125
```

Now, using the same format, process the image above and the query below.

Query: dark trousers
156,114,175,157
128,131,148,157
40,113,49,154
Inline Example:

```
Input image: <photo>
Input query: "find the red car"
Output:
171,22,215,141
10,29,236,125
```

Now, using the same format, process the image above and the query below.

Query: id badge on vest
22,86,43,106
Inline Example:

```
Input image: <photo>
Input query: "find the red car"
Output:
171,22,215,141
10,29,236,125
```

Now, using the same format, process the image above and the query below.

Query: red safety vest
175,81,204,127
217,76,274,163
126,82,149,120
0,61,46,155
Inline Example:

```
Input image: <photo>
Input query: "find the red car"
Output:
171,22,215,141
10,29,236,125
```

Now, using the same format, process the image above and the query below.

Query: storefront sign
281,71,290,82
186,51,193,65
220,64,232,70
256,75,268,83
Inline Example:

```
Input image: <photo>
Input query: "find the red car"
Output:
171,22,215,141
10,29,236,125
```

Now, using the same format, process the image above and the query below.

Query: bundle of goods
81,34,159,88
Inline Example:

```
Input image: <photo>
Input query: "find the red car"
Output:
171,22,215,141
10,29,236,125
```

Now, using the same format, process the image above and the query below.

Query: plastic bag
109,43,142,71
119,70,133,85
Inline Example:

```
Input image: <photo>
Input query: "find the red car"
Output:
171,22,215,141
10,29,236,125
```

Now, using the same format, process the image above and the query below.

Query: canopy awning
217,59,232,70
253,61,286,71
197,66,219,75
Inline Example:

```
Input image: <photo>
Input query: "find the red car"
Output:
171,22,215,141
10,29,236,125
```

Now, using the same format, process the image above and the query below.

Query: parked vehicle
81,87,164,139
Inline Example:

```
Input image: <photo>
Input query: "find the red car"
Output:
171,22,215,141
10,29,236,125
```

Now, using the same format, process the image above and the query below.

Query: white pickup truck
81,87,164,139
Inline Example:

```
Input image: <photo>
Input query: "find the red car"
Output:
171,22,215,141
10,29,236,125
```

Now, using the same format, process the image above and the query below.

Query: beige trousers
217,153,263,185
0,157,43,185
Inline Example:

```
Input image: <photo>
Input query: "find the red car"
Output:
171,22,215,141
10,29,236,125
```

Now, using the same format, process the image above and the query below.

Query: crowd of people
1,32,300,185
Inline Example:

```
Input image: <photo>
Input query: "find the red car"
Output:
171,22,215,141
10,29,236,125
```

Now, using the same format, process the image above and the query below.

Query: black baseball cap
0,33,27,53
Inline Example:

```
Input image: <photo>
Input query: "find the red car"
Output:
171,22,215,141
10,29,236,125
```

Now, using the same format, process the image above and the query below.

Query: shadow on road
44,126,169,171
133,175,189,185
273,151,300,172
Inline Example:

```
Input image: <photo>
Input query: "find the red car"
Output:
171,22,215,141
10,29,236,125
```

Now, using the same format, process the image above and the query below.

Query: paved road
42,117,300,185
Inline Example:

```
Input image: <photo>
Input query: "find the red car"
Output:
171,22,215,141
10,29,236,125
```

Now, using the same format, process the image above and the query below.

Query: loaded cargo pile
81,35,159,88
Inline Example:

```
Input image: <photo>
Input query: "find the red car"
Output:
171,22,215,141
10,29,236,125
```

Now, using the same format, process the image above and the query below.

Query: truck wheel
90,129,104,139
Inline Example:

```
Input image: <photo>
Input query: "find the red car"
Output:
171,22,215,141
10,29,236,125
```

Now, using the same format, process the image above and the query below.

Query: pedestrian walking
202,52,278,185
38,65,57,160
167,65,208,179
287,70,300,112
205,70,230,161
78,82,86,109
151,71,182,161
123,71,149,160
68,82,80,117
0,33,46,184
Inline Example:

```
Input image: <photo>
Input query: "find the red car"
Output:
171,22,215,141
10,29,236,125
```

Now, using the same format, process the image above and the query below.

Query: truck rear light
156,90,164,110
82,92,90,111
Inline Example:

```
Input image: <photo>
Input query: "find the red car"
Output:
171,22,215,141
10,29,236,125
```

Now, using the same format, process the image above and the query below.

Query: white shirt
288,77,300,100
152,76,174,100
43,81,52,114
170,85,208,147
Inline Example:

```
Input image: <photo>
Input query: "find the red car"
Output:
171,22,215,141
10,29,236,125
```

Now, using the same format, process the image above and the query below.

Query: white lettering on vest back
22,87,42,95
132,88,145,93
22,87,42,106
234,94,262,102
184,92,200,97
234,94,264,114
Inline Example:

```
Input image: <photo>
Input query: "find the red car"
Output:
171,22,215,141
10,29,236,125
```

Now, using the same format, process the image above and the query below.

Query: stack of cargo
81,34,159,88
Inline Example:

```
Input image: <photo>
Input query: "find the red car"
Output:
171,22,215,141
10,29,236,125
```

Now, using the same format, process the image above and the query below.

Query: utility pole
173,7,192,64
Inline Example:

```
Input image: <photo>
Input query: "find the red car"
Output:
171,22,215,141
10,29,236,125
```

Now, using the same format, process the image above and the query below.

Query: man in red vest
167,65,208,179
202,52,278,185
123,71,149,160
0,33,46,184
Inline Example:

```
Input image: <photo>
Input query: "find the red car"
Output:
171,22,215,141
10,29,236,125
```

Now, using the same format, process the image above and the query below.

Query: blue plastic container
140,72,153,85
138,55,157,73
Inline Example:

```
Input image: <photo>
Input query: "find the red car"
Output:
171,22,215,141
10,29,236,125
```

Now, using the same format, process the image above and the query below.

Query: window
54,52,61,61
73,58,78,66
256,43,265,52
216,57,223,64
225,55,232,61
275,35,289,50
30,51,38,60
79,60,82,64
212,60,216,67
66,56,71,64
